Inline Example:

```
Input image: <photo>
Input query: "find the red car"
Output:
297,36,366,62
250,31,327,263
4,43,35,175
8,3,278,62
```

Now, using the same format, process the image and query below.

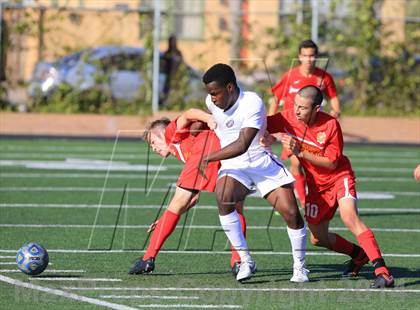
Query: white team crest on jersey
226,119,234,128
317,132,326,144
289,86,300,93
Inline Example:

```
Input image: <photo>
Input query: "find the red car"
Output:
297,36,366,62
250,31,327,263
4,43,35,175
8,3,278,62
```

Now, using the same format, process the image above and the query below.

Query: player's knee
283,208,304,229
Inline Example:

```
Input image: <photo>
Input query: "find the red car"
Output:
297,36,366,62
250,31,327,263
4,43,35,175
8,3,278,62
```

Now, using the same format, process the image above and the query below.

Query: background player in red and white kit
268,40,341,208
265,85,394,288
129,109,246,275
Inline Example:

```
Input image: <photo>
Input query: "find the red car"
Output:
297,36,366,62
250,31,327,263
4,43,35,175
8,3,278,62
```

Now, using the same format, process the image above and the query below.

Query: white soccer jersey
206,90,270,168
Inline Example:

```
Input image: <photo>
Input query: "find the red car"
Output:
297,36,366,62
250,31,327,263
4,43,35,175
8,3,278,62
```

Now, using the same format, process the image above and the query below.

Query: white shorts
218,151,295,197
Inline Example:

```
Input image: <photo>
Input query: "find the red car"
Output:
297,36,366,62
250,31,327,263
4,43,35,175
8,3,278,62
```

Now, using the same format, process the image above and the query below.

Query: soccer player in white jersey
196,63,309,283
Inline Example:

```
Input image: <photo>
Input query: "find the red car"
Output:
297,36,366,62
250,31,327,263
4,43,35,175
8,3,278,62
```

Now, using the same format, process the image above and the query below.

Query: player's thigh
265,183,298,215
289,155,302,172
338,198,368,235
216,176,249,206
167,186,198,215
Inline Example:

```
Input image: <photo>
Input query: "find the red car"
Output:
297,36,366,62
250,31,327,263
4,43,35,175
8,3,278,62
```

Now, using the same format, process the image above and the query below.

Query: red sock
330,233,355,256
143,210,180,260
292,172,306,207
230,212,247,267
357,229,389,276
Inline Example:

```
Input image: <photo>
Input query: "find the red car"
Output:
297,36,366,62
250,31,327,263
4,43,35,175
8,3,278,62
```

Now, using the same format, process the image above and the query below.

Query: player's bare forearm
330,97,341,118
297,151,337,170
281,134,337,170
205,127,257,163
177,109,216,130
268,98,280,116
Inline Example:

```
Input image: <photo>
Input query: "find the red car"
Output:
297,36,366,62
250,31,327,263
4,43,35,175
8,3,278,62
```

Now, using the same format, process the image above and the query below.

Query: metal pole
152,0,161,114
311,0,319,43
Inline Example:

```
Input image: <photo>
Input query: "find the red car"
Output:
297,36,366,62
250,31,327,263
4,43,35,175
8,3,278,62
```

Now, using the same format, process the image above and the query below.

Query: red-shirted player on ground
268,40,341,207
264,85,394,288
129,109,246,275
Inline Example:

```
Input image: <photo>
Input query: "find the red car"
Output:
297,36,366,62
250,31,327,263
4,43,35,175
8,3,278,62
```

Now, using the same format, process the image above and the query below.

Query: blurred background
0,0,418,117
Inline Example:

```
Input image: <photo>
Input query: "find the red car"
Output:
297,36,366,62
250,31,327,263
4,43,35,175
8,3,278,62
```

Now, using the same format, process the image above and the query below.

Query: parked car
28,45,206,102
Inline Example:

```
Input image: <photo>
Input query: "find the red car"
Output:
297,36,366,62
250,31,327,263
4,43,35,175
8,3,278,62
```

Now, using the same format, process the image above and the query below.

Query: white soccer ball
16,242,49,275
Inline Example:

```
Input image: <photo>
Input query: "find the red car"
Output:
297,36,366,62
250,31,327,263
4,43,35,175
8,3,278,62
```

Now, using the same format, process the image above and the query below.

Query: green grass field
0,138,419,309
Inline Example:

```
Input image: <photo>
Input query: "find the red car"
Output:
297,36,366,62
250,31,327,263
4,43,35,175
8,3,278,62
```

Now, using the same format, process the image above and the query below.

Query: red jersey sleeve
322,72,338,100
164,117,190,144
271,74,288,100
267,112,288,134
323,119,343,164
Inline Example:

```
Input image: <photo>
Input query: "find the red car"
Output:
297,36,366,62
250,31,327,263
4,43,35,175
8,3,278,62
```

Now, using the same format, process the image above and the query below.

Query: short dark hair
202,63,237,87
297,85,323,108
299,40,318,55
143,117,170,143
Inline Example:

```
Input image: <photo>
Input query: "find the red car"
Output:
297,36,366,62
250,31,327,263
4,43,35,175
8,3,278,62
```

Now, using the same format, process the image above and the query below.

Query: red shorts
304,175,357,224
177,131,220,192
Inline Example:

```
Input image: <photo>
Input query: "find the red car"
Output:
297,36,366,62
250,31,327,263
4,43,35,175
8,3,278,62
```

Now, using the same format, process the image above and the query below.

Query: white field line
0,249,419,258
353,167,414,173
350,158,419,164
0,173,414,182
0,145,142,153
0,153,159,160
1,223,419,233
0,275,137,310
136,305,241,309
5,153,414,163
346,151,420,158
0,262,16,265
0,269,85,273
0,172,177,180
1,203,420,213
1,146,418,158
101,295,200,300
0,256,16,259
0,187,418,197
29,278,122,282
63,286,420,294
0,261,53,265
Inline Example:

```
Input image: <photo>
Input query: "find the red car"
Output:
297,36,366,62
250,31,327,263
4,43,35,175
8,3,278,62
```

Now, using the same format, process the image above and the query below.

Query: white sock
287,224,307,268
219,210,251,262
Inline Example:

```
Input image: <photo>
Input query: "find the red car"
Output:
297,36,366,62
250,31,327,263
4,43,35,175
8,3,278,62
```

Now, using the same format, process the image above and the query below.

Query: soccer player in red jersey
268,40,341,208
129,109,246,275
265,85,394,288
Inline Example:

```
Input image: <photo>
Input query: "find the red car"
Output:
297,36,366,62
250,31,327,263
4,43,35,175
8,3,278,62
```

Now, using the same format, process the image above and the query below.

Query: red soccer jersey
271,67,338,111
164,118,221,192
267,109,354,191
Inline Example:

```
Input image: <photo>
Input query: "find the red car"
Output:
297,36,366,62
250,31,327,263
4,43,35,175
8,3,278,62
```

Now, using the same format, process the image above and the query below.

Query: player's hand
147,220,159,233
330,110,341,119
206,116,217,130
414,164,420,181
198,158,209,180
281,134,300,156
260,131,277,147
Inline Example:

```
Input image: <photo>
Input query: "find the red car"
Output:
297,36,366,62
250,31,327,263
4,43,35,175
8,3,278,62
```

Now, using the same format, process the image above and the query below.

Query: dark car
28,45,205,102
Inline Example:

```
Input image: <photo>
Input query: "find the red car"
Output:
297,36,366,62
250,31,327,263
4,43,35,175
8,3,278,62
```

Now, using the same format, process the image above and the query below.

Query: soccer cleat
370,273,395,288
236,259,257,282
128,257,155,275
232,261,257,278
290,266,310,283
231,261,240,277
342,252,369,277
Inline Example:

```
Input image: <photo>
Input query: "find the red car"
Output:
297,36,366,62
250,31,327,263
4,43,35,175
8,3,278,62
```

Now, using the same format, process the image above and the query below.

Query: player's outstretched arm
329,97,341,119
177,108,216,130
